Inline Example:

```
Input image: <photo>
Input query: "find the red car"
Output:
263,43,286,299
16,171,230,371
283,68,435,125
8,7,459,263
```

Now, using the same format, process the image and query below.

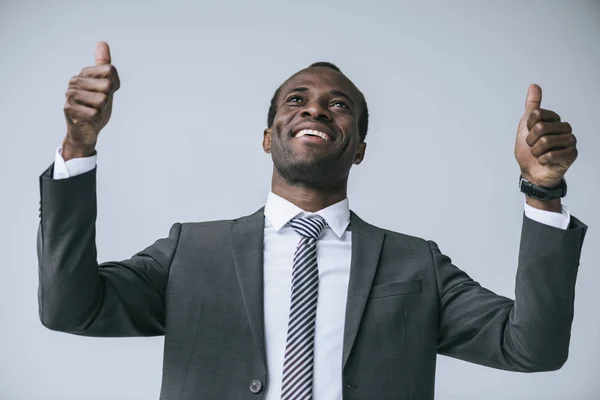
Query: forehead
279,67,361,101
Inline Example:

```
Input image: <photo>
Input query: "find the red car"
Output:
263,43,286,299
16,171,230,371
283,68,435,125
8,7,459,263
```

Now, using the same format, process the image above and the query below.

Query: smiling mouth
293,129,332,141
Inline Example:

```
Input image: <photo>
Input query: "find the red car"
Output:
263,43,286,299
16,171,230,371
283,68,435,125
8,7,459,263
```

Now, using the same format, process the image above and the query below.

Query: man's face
263,67,366,186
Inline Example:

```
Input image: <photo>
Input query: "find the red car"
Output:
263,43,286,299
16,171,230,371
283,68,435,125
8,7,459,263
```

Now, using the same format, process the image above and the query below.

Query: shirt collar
264,191,350,238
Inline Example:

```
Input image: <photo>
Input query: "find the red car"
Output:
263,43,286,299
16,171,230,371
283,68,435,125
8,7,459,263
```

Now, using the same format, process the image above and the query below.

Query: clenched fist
515,84,578,187
62,41,120,160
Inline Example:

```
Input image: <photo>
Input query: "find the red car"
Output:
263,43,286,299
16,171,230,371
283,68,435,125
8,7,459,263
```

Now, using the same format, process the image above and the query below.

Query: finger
538,146,578,167
79,65,120,90
95,41,111,66
527,121,572,146
64,102,101,124
526,108,561,130
69,76,115,94
66,88,110,110
530,133,577,157
80,64,114,78
525,84,542,113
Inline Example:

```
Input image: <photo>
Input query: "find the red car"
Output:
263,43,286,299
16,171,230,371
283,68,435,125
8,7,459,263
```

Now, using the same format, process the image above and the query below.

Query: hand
514,84,578,188
62,41,120,160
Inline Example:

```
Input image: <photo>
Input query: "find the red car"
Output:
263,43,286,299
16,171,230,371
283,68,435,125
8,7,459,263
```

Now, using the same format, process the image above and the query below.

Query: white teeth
295,129,330,141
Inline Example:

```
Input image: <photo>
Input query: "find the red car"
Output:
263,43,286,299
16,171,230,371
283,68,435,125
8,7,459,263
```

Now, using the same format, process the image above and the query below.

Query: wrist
525,196,562,213
518,173,567,205
520,171,561,188
61,136,96,161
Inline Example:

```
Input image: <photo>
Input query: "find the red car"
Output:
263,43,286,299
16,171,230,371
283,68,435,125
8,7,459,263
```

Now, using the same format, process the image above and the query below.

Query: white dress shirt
263,192,351,399
51,147,572,399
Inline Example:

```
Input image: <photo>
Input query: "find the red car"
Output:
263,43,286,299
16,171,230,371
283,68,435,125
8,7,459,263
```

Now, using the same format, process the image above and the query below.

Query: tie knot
289,215,327,239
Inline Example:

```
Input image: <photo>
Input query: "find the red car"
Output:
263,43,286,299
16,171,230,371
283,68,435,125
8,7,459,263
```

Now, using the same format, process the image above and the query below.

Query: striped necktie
281,215,327,400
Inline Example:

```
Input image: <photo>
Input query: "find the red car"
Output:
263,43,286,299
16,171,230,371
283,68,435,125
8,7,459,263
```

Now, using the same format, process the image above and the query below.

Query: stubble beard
271,137,345,189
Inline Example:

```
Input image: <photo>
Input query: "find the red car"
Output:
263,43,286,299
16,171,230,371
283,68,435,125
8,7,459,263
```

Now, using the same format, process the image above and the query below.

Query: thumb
95,41,111,66
524,83,542,113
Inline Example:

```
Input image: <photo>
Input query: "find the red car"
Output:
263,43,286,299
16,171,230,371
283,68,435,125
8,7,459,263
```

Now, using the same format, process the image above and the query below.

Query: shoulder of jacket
177,207,264,233
351,211,428,245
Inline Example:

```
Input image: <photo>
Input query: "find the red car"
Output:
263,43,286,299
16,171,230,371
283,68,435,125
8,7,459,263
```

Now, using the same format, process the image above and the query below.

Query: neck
271,170,348,212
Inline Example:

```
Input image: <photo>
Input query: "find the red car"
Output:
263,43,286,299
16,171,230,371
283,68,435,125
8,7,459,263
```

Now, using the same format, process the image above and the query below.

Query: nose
301,100,331,121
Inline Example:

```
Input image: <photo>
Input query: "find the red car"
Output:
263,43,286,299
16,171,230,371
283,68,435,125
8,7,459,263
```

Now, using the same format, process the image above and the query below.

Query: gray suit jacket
37,165,587,400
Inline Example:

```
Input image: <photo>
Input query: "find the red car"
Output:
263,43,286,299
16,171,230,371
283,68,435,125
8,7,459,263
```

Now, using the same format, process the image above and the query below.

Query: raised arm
435,84,587,371
37,42,177,337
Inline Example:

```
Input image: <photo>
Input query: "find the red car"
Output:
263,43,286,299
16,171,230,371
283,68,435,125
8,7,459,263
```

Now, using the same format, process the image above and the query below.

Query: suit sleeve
432,214,587,372
37,164,181,337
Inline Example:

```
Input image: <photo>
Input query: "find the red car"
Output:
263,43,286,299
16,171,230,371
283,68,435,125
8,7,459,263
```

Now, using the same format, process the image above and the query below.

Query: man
38,42,587,400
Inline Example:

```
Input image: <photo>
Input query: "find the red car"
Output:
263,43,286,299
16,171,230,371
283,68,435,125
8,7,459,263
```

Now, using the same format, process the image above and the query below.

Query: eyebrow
286,87,309,95
284,87,356,107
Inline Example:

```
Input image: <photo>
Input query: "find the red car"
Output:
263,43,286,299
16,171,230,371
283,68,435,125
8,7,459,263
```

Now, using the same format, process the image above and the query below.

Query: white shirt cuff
524,200,571,230
52,147,98,180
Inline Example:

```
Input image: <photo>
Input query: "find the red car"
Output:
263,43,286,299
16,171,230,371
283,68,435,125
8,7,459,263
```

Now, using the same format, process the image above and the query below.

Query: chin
274,155,346,188
276,161,321,184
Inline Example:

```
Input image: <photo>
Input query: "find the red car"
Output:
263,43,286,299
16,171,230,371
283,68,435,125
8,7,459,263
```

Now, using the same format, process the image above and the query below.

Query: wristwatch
519,175,567,200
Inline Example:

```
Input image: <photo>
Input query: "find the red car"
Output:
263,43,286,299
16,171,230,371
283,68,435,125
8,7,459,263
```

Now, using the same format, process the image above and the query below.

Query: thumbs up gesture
62,41,121,160
514,84,578,188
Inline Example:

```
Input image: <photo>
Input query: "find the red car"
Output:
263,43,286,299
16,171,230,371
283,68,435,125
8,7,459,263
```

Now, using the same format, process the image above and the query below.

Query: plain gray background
1,0,598,399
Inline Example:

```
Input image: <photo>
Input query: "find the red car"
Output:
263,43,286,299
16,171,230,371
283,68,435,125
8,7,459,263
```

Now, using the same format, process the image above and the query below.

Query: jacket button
249,379,263,394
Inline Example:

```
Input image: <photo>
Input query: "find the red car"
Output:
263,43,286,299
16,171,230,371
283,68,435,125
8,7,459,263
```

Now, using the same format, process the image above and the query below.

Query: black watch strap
519,175,567,200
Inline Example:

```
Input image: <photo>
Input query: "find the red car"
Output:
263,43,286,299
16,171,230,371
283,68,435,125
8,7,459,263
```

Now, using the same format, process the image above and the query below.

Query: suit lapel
342,211,385,369
230,208,267,369
229,208,384,371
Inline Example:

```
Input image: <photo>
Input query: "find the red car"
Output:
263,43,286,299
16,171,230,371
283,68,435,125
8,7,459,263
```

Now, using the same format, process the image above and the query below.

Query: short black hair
266,62,369,141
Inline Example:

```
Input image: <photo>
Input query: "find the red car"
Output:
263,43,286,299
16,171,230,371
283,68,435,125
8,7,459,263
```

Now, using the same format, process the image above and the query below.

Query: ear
263,128,272,153
353,141,366,165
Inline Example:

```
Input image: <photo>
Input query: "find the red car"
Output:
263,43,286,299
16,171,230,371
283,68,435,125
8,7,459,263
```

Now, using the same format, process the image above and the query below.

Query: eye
332,100,348,108
286,95,304,104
